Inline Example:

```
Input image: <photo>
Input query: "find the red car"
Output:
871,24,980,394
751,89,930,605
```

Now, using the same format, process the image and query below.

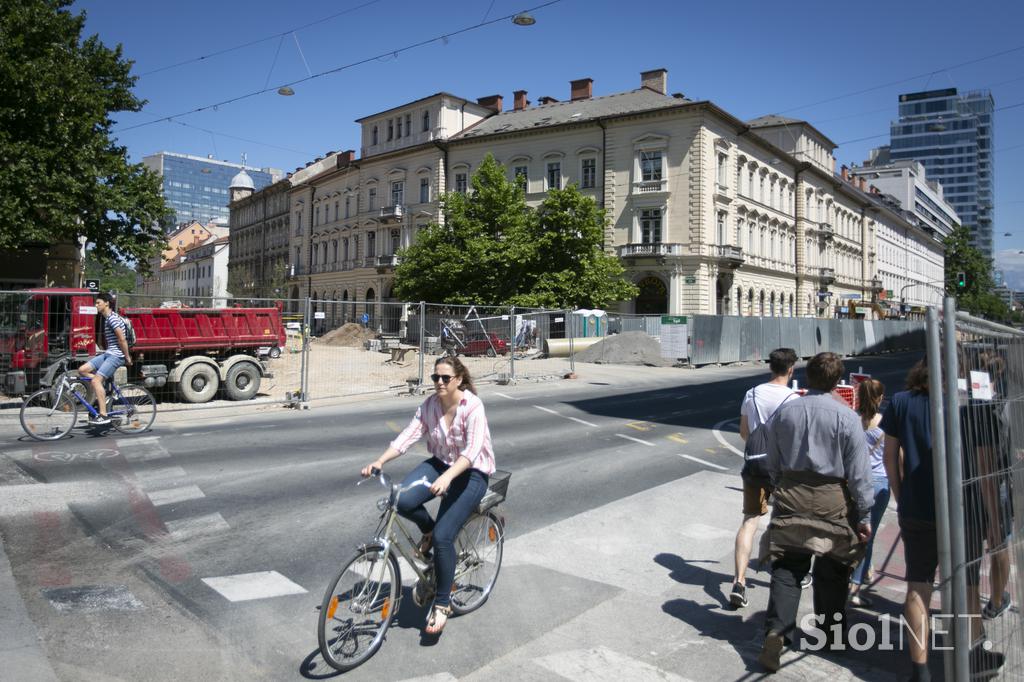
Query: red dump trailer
0,289,286,403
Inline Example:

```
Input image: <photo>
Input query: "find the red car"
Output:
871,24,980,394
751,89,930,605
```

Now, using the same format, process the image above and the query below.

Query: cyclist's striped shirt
103,312,127,357
390,390,496,475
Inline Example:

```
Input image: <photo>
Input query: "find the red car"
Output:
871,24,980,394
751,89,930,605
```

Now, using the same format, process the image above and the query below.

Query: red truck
0,288,286,403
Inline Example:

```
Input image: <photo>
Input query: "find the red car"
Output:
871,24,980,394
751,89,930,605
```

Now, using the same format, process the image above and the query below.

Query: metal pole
299,296,311,405
568,310,575,373
509,306,516,382
925,305,954,679
942,297,970,680
418,301,425,389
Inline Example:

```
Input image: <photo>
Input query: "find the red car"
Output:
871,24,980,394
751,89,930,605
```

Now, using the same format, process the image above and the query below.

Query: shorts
899,516,982,586
742,475,772,516
85,352,125,380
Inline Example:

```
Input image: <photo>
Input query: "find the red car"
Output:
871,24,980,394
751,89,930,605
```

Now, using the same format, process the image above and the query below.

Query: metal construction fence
687,315,925,365
926,300,1024,680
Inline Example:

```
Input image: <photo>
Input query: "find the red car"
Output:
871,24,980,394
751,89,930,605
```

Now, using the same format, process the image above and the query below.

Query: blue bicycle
19,356,156,441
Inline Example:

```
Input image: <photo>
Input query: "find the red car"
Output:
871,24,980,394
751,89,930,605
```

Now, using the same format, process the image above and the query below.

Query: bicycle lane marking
532,404,599,427
712,418,744,457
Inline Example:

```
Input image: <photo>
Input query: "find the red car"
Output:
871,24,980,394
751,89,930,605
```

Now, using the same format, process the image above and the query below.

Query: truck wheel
225,362,261,401
179,363,219,403
268,346,282,359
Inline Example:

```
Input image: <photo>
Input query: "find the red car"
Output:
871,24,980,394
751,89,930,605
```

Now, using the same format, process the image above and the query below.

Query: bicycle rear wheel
450,511,504,615
110,384,156,435
318,547,400,672
20,388,78,441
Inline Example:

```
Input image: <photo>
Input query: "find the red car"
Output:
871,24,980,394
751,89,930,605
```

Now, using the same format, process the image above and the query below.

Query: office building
143,151,284,229
848,159,959,240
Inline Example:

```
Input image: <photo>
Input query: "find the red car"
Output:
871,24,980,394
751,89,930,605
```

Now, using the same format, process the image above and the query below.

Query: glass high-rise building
143,152,283,230
887,88,994,260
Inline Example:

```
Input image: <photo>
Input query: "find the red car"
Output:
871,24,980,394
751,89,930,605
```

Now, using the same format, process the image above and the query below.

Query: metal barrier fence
927,300,1024,680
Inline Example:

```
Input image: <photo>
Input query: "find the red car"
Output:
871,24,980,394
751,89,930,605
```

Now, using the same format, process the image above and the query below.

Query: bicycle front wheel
20,388,78,441
318,547,401,672
450,511,504,615
110,384,156,435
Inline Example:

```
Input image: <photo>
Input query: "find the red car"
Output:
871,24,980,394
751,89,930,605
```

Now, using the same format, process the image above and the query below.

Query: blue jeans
396,458,489,607
850,477,891,586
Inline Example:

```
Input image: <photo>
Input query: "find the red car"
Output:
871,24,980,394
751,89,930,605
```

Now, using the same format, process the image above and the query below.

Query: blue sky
76,0,1024,284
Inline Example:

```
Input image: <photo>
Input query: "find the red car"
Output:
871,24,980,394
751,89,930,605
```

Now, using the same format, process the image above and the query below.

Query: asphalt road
0,352,922,681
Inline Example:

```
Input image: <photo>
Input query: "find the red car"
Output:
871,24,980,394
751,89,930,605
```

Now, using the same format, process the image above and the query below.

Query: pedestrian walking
729,348,798,608
847,378,890,608
757,352,873,673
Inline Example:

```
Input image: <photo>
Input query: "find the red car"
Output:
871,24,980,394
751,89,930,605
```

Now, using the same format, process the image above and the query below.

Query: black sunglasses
430,373,456,384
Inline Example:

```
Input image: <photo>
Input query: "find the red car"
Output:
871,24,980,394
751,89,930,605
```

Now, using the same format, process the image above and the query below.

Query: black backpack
742,387,796,480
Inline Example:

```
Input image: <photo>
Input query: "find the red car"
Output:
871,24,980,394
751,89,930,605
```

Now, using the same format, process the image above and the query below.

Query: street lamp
512,12,536,25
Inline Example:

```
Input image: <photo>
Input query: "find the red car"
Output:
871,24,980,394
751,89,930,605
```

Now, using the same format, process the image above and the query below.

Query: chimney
476,94,503,113
338,149,356,165
640,68,668,95
538,96,559,105
513,90,529,111
840,165,849,181
858,177,867,191
570,78,593,101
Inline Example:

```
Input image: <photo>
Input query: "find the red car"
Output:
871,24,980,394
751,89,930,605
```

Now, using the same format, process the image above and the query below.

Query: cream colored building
227,173,291,301
233,69,943,320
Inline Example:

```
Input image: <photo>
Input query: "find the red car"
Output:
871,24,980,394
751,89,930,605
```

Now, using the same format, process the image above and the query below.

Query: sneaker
729,582,748,608
982,592,1011,620
969,643,1005,677
88,414,111,426
801,574,813,589
758,632,785,673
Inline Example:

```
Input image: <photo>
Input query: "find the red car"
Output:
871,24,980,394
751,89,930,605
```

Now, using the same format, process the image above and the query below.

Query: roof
746,114,807,128
230,169,255,190
355,92,472,123
452,88,687,140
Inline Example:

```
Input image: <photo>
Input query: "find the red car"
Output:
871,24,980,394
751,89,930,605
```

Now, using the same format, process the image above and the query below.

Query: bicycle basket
477,469,510,513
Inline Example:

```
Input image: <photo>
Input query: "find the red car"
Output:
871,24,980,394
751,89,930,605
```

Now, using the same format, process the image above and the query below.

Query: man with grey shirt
757,352,873,673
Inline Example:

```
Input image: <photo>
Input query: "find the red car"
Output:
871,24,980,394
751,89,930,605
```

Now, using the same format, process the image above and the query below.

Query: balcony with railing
376,254,399,273
714,245,744,268
632,179,667,194
819,267,836,285
379,205,404,223
819,222,834,239
617,242,685,258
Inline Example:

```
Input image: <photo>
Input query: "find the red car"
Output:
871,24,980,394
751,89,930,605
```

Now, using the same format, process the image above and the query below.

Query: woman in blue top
848,378,889,607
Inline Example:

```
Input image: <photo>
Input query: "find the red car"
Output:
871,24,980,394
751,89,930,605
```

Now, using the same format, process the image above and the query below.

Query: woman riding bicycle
361,356,495,636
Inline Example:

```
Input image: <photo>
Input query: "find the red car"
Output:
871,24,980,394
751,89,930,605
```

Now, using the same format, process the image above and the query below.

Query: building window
390,229,400,253
581,158,596,189
422,110,430,132
368,187,376,211
315,206,320,226
514,165,528,190
345,196,350,218
343,238,349,261
640,150,663,183
334,201,339,222
419,177,429,203
396,116,402,138
367,231,376,257
546,161,561,190
353,235,359,259
372,126,378,145
717,212,727,244
405,114,412,137
455,172,468,194
387,120,394,141
640,208,662,243
391,181,404,206
717,154,728,187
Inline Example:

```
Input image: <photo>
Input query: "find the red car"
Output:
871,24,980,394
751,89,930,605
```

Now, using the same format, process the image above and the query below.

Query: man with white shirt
729,348,797,608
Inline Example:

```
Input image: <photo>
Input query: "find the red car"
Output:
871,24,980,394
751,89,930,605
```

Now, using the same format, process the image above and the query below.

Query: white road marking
567,416,599,427
202,571,307,602
116,436,160,447
494,392,519,400
148,485,206,507
534,646,692,682
534,404,598,427
395,674,458,682
134,466,188,489
615,434,655,447
712,418,744,457
533,405,559,415
122,441,171,462
679,454,729,471
165,512,230,541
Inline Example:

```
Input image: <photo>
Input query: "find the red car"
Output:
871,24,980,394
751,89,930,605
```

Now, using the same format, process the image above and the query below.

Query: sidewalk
460,470,914,681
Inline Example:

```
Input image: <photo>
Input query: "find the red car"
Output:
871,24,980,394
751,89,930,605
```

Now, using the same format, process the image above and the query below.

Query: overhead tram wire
114,0,564,134
138,0,383,77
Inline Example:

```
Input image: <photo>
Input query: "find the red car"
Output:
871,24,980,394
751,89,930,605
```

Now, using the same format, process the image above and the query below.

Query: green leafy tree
84,250,137,293
943,225,1008,319
392,155,637,308
0,0,169,274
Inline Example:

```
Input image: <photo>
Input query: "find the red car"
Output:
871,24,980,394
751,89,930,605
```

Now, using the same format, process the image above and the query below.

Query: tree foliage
943,225,1008,319
0,0,169,273
392,154,638,308
84,250,137,293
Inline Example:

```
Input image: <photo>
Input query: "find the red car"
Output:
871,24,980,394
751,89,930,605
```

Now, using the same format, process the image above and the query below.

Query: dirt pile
574,331,676,367
319,323,378,347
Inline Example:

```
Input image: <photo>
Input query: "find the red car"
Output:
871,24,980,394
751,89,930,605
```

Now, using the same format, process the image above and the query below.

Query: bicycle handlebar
358,469,436,495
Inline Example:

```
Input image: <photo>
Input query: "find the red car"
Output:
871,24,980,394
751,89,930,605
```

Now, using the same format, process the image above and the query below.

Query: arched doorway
635,276,667,315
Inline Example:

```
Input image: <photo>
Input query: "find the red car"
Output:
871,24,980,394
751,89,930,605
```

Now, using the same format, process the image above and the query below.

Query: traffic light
956,271,967,288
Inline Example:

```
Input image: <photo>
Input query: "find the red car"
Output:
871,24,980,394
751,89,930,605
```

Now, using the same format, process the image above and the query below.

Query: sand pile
319,323,378,347
574,331,676,367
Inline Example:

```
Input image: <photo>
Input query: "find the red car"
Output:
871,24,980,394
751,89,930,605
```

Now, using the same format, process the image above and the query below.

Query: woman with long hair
849,378,890,607
361,356,494,636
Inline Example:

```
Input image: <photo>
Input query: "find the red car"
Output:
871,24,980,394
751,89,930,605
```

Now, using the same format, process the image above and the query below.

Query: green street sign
661,315,688,324
684,276,697,285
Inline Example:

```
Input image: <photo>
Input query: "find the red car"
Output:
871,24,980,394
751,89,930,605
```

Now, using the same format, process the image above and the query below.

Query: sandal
416,533,433,558
425,603,451,635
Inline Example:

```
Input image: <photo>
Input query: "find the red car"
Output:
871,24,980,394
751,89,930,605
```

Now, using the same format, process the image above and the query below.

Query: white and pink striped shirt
389,390,496,475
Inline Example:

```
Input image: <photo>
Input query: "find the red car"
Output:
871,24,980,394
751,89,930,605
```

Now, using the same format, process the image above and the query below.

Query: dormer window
422,110,430,132
387,120,394,141
372,126,378,145
405,114,412,137
396,116,402,138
